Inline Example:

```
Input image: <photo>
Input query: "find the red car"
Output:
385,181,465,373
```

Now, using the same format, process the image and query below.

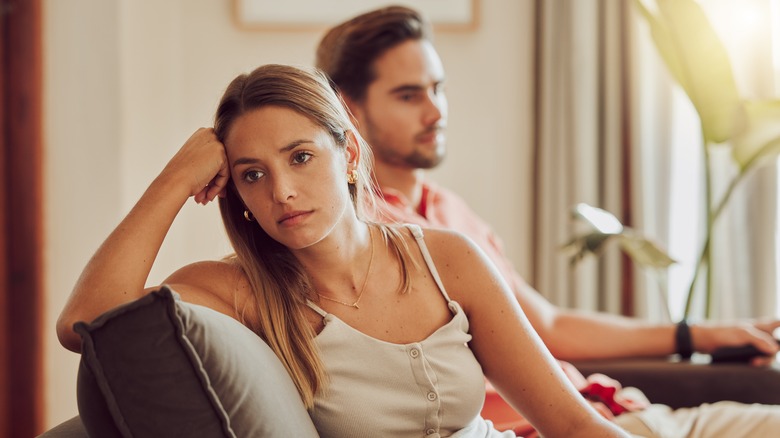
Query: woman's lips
277,210,313,226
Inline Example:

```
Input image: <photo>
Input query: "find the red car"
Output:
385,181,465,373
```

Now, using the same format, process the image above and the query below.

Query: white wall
42,0,533,428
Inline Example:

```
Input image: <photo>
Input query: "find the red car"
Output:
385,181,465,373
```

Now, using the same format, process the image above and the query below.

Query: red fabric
579,373,650,416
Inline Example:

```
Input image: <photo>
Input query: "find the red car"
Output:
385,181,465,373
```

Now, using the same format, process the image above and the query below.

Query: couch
39,287,780,437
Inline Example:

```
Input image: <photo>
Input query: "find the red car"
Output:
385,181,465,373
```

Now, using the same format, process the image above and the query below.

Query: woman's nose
271,175,296,203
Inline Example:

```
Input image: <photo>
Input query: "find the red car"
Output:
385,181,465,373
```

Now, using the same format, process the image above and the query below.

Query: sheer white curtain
634,0,779,322
533,0,638,315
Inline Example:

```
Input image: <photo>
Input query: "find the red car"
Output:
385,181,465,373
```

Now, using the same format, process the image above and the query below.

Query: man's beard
369,139,446,169
403,145,445,169
360,112,447,169
368,127,447,170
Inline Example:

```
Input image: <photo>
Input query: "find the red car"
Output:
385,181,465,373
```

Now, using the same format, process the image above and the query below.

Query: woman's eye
292,151,313,165
243,170,264,183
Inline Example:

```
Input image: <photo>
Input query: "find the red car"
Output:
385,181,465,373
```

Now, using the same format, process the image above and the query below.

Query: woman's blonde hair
214,64,413,407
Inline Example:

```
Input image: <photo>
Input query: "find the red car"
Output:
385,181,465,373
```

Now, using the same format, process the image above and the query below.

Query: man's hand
691,319,780,364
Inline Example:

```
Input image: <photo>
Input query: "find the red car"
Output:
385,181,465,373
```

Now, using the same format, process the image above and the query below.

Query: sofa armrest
571,355,780,409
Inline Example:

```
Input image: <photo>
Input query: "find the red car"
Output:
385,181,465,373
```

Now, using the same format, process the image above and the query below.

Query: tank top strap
305,299,328,317
406,224,453,304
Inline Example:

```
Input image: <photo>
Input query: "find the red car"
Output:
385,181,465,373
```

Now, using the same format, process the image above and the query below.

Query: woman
57,64,628,437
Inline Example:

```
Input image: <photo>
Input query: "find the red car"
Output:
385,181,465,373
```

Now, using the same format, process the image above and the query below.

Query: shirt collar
379,182,437,218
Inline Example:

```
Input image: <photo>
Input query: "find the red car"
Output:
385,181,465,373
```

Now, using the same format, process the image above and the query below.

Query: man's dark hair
316,6,432,102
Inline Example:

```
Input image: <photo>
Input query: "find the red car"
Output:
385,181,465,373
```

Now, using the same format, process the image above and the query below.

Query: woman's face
224,106,357,249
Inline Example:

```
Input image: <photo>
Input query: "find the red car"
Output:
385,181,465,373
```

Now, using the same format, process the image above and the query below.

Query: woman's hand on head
164,128,230,205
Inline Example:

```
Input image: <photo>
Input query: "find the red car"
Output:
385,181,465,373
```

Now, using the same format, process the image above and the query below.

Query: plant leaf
617,233,677,269
566,203,676,269
634,0,742,143
732,99,780,169
562,232,615,265
572,203,624,234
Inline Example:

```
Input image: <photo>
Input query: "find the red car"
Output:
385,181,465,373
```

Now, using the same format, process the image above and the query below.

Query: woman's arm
56,128,229,352
426,229,630,437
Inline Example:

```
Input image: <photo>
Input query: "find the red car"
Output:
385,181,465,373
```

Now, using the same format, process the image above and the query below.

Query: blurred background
3,0,780,435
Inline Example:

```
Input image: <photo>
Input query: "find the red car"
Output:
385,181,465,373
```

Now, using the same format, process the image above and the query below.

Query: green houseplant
567,0,780,319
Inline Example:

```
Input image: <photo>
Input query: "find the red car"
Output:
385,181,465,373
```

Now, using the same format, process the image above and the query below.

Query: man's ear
342,95,364,130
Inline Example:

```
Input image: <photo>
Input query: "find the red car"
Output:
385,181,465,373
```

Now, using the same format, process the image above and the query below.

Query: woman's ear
344,130,361,170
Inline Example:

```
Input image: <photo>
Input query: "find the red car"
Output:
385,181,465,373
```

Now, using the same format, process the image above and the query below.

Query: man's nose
423,91,445,126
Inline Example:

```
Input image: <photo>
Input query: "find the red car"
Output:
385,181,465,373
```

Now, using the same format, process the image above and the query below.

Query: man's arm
516,281,780,360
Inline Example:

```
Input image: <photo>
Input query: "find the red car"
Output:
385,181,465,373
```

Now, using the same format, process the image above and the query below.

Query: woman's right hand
57,127,232,352
162,127,230,205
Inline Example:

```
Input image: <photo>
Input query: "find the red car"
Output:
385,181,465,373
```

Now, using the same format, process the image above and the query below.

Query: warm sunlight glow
706,0,764,47
705,0,772,98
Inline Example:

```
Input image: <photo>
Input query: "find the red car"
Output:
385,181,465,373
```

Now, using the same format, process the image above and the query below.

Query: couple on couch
56,6,780,438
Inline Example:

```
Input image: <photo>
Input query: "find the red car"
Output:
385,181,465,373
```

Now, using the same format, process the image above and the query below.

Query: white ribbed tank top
306,225,515,438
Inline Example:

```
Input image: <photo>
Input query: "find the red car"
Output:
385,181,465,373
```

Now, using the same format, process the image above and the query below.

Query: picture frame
233,0,478,31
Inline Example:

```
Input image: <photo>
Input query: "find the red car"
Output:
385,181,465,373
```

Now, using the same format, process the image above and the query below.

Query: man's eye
292,152,313,164
243,170,264,182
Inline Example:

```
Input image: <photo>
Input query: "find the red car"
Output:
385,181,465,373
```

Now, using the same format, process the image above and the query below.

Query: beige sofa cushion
74,286,318,438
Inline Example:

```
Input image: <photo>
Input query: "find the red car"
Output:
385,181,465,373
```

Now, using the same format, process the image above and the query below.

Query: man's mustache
416,124,446,140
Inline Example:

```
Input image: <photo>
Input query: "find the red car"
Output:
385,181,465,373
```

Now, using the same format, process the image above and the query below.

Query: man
316,5,780,437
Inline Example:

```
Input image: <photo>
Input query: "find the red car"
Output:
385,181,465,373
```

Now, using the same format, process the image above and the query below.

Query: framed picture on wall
233,0,477,31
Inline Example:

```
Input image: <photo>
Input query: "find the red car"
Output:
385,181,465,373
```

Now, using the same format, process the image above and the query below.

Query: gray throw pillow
74,286,318,438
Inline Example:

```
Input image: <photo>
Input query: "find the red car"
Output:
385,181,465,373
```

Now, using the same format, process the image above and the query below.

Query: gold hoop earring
243,210,254,222
347,169,358,185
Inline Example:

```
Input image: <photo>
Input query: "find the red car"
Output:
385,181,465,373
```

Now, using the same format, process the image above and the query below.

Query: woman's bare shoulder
411,226,503,306
158,257,253,317
165,258,245,286
414,227,481,259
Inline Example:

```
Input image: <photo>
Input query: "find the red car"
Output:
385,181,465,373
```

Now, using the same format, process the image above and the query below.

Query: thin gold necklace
316,227,375,309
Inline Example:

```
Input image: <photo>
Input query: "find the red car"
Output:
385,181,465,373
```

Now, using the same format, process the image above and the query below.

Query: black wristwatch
675,319,694,359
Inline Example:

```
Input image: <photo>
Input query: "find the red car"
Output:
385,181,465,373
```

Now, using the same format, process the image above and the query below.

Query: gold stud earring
243,210,254,222
347,169,358,185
